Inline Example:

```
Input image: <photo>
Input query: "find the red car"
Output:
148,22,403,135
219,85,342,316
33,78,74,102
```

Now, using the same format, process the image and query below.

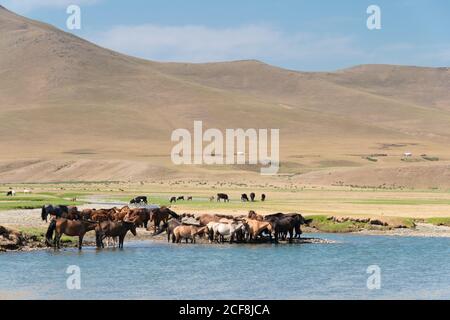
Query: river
0,234,449,299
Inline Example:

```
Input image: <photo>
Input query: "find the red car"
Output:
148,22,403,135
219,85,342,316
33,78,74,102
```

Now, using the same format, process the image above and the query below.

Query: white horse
23,189,31,194
216,222,247,243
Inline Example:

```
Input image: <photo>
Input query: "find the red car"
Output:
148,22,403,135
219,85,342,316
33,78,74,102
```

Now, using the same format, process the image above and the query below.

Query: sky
1,0,450,71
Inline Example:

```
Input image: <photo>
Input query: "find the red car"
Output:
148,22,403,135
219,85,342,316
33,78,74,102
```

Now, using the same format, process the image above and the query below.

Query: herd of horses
41,203,310,250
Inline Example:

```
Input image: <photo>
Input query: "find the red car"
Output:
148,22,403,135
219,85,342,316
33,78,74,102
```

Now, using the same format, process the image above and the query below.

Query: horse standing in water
46,218,98,250
95,220,137,249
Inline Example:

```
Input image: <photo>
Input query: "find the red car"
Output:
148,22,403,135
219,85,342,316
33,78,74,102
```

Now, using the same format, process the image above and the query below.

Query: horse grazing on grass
250,193,256,202
95,220,137,249
216,193,230,202
130,196,148,205
241,194,249,202
45,218,98,250
41,205,79,222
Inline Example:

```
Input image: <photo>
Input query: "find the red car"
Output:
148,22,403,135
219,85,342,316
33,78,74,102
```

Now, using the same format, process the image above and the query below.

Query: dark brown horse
150,207,179,233
157,219,182,242
125,208,151,228
216,193,230,202
45,218,98,250
265,213,310,239
95,220,137,249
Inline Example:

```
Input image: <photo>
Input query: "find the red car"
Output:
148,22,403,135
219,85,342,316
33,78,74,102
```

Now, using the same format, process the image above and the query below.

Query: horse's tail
41,205,47,222
45,219,56,247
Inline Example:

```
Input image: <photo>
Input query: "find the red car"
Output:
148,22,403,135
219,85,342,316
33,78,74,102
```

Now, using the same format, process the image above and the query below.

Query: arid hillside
0,5,450,187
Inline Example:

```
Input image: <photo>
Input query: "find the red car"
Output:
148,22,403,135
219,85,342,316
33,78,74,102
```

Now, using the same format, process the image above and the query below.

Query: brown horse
112,206,131,221
243,218,273,241
95,220,137,249
125,208,151,228
248,210,264,221
46,218,98,250
197,214,221,226
173,225,208,244
150,207,179,233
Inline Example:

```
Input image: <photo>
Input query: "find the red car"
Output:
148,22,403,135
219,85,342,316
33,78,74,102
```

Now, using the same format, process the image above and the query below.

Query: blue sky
2,0,450,71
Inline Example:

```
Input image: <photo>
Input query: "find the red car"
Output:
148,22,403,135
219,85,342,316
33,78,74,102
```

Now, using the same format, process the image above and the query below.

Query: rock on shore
0,225,45,252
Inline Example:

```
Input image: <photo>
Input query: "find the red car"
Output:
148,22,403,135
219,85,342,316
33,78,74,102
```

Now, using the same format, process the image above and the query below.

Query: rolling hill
1,5,450,187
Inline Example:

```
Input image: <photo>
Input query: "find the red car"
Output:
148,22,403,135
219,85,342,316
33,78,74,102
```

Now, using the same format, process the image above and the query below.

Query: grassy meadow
1,182,450,233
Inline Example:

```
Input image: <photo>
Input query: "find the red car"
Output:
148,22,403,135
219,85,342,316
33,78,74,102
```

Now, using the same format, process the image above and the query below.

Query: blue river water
0,234,449,299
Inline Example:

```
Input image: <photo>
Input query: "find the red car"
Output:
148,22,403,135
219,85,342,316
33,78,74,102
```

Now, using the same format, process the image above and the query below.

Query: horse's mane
216,214,234,220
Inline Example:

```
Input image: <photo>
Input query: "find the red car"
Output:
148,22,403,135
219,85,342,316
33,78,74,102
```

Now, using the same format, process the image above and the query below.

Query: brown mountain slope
0,6,450,185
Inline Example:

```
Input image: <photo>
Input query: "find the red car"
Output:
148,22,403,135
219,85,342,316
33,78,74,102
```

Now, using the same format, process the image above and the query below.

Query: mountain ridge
1,6,450,186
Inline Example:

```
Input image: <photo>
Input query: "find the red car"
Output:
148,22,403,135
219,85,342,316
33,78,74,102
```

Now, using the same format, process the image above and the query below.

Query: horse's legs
119,235,124,249
78,234,84,250
53,231,59,249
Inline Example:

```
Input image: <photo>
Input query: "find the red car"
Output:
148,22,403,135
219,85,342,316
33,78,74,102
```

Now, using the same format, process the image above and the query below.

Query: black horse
217,193,230,202
250,193,256,202
130,196,148,205
261,194,266,202
241,194,249,202
41,205,72,222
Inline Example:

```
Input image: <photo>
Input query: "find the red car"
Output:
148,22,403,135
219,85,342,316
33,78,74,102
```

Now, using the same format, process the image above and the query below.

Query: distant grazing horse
46,218,98,250
241,194,249,202
130,196,148,205
6,190,15,196
209,196,215,202
261,194,266,202
187,196,193,201
250,193,256,202
41,205,79,222
170,197,177,203
217,193,230,202
177,196,185,201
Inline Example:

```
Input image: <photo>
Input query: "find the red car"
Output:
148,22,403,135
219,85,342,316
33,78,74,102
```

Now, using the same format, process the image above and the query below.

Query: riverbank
1,205,450,252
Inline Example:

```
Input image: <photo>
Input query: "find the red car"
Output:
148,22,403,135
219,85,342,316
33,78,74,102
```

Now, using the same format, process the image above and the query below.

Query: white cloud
90,24,364,69
1,0,100,13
